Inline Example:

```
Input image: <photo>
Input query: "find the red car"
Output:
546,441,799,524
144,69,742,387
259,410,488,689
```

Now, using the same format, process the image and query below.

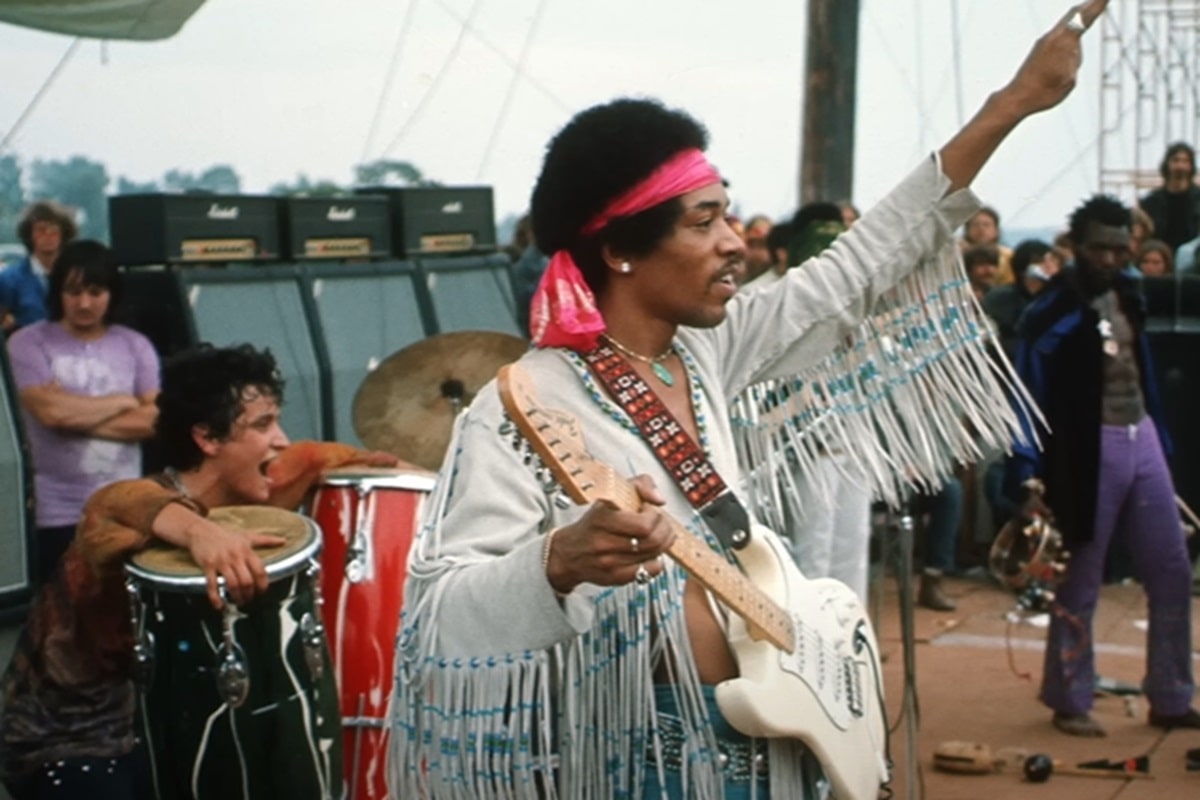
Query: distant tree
354,159,438,187
114,176,161,195
269,174,347,197
0,155,24,243
29,156,109,241
162,164,241,194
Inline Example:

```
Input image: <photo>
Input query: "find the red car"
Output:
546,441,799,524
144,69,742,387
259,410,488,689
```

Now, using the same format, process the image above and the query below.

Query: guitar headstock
497,363,632,510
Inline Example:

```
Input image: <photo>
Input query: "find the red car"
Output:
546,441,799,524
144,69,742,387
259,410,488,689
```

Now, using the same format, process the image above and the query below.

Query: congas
307,466,434,800
126,506,341,800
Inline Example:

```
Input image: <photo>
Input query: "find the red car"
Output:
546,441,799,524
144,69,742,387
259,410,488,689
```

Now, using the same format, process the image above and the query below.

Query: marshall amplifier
279,195,392,261
109,193,282,266
354,185,497,256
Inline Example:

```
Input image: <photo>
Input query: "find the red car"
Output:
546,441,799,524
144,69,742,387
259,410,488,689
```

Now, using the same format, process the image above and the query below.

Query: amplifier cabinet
109,193,282,266
355,186,497,256
280,195,392,261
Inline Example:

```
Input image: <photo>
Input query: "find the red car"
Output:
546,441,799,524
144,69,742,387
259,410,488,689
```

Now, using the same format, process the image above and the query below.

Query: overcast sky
0,0,1164,237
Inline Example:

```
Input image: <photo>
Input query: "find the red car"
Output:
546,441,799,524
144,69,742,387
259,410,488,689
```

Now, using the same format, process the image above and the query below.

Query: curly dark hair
156,344,286,471
46,240,122,324
17,200,78,252
1067,194,1131,246
530,97,709,295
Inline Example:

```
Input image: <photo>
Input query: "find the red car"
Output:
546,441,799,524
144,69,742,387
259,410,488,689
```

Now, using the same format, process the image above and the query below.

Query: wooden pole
800,0,860,205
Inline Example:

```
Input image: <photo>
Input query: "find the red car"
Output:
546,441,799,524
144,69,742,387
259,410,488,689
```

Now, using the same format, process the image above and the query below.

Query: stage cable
0,37,82,156
360,0,421,164
379,0,485,159
474,0,550,181
431,0,571,114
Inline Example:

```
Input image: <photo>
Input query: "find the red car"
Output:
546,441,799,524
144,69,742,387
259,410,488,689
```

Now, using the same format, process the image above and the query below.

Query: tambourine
988,515,1068,612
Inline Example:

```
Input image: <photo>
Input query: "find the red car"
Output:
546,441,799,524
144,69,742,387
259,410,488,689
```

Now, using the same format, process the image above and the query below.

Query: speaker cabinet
122,266,329,445
110,194,283,266
356,186,497,257
417,254,519,336
302,261,432,445
0,348,32,606
280,196,392,261
1149,330,1200,511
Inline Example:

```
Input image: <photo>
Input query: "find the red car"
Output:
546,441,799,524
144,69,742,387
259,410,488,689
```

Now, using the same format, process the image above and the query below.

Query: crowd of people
0,2,1194,798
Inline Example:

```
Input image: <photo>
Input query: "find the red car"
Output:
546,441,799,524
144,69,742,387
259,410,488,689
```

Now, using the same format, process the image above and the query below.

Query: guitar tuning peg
535,467,556,491
552,491,573,509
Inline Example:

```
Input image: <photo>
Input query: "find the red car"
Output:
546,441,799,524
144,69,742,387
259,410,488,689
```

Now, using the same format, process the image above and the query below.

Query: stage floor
0,571,1195,799
874,571,1200,799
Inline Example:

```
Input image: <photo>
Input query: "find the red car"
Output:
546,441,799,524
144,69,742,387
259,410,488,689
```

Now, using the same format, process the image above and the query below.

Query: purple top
7,321,160,527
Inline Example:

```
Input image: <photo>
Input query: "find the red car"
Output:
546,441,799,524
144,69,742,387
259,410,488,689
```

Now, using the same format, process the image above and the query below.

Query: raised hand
1003,0,1111,117
939,0,1111,191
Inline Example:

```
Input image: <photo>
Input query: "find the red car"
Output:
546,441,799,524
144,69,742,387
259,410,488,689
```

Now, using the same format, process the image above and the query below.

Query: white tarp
0,0,205,41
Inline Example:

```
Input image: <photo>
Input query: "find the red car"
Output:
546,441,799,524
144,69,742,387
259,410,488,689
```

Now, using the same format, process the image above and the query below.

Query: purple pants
1040,417,1195,716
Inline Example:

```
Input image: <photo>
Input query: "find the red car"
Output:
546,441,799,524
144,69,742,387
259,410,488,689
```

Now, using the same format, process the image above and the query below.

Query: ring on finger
1066,10,1086,33
634,565,651,585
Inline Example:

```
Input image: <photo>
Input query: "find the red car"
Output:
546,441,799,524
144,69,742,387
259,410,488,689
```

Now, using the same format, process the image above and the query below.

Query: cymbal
353,331,528,471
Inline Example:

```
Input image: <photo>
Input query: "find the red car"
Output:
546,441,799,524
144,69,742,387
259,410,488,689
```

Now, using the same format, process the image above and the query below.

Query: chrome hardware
215,599,249,707
300,611,325,681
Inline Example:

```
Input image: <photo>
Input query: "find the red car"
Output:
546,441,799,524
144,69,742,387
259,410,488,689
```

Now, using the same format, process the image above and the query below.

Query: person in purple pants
1007,194,1198,738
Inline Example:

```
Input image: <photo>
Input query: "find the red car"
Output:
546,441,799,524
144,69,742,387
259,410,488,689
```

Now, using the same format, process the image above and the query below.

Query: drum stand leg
348,694,366,800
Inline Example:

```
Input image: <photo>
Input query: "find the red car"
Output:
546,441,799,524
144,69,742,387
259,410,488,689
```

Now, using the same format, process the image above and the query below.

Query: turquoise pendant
651,361,674,386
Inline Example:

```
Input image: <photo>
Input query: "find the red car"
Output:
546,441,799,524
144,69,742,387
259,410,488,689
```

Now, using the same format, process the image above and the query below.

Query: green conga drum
126,506,343,800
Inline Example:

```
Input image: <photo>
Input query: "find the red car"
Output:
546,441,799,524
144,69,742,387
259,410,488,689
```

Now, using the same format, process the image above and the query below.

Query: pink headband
529,148,721,350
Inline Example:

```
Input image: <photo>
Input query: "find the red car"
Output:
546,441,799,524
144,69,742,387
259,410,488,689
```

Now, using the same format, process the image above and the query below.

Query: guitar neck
604,471,796,652
495,365,796,655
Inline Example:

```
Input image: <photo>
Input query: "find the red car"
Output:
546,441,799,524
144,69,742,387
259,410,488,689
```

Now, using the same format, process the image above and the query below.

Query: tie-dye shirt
6,320,160,527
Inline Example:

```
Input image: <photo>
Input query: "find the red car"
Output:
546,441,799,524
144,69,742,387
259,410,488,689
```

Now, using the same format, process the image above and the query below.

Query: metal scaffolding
1100,0,1200,201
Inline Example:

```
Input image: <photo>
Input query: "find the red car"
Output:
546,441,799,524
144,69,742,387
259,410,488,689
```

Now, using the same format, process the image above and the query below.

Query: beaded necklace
566,340,710,454
601,333,676,386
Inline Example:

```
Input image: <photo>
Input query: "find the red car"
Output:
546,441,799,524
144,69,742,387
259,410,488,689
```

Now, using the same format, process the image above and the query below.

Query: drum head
129,506,319,590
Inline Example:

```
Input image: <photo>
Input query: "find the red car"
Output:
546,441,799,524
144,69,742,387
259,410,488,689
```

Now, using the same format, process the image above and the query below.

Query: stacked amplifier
108,186,497,266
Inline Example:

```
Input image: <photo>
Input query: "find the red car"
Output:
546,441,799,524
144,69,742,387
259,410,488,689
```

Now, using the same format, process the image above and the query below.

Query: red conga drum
308,465,435,800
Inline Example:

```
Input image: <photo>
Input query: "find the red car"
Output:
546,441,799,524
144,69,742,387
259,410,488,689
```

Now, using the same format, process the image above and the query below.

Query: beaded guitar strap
583,343,752,552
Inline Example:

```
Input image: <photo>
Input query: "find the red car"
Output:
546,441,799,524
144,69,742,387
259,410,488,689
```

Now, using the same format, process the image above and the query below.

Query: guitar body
716,526,889,800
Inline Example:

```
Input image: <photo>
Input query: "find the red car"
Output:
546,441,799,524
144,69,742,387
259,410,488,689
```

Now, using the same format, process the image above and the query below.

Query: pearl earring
620,262,632,274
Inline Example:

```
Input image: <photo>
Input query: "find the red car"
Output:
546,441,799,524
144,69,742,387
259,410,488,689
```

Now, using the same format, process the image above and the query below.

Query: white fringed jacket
389,155,988,799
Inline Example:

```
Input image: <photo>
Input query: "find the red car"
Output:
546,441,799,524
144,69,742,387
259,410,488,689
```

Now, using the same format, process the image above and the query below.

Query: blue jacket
1006,269,1171,544
0,256,48,330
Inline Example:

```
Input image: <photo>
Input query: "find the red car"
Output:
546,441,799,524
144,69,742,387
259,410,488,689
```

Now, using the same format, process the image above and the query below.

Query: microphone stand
893,494,922,800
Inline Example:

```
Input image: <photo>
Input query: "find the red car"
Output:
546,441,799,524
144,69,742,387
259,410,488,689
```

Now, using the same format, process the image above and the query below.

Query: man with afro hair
1008,194,1200,738
393,5,1110,798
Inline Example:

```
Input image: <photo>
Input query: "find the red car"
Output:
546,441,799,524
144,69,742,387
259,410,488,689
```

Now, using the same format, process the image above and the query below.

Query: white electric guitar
498,364,890,800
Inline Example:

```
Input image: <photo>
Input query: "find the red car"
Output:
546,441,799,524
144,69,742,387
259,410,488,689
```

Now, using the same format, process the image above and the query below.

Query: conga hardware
216,598,251,708
345,485,374,584
301,560,327,681
125,577,155,688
